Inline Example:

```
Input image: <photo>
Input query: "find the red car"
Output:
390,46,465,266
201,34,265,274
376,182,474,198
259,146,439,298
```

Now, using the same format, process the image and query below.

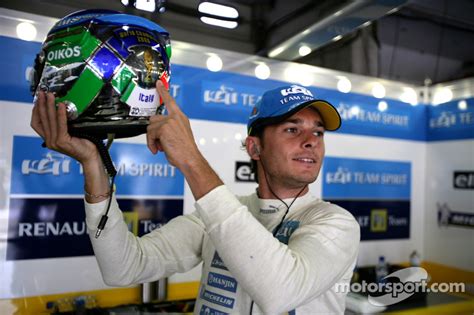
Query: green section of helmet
165,44,172,59
56,67,104,114
45,28,101,67
31,9,173,139
120,80,136,104
111,65,135,93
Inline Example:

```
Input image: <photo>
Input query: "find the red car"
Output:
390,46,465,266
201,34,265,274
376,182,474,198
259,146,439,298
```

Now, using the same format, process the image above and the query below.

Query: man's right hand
31,91,111,203
30,91,100,166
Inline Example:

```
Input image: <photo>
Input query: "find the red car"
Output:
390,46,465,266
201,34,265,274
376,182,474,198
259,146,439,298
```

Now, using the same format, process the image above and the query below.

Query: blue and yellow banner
11,136,183,196
323,157,411,240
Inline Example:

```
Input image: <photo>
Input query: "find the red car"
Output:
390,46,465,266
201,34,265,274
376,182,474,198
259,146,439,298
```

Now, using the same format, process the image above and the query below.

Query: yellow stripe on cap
309,100,341,131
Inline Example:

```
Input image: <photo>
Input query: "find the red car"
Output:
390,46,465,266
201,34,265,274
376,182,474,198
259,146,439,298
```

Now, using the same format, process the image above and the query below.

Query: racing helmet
31,9,171,139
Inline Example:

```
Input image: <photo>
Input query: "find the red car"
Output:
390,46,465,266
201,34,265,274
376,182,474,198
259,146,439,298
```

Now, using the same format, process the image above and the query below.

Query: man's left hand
147,81,201,170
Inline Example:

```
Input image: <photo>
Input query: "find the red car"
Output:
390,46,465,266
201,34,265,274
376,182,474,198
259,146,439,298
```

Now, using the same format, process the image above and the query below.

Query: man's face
259,107,325,189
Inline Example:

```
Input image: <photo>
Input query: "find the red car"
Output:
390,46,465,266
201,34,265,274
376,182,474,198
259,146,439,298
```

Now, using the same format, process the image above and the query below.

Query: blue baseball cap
247,84,341,135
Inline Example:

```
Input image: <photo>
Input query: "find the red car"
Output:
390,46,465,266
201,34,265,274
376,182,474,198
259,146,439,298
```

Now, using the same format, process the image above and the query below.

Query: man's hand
147,81,223,200
30,91,100,165
146,81,201,169
31,91,109,203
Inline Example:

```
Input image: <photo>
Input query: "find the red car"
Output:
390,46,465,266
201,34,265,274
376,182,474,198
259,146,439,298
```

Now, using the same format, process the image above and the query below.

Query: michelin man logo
21,152,71,176
437,202,451,227
280,85,313,97
326,167,352,184
204,85,238,106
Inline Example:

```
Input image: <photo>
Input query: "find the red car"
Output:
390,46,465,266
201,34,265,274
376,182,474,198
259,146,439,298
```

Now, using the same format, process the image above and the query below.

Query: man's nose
302,131,319,148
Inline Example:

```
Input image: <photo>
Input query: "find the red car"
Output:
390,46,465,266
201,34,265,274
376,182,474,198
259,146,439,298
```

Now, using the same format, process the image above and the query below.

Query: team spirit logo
326,167,352,184
21,152,71,176
204,85,239,106
429,111,457,129
280,85,313,97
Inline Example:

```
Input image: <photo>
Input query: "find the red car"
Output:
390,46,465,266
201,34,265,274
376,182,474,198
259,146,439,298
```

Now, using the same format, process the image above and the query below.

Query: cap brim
308,100,341,131
248,99,341,135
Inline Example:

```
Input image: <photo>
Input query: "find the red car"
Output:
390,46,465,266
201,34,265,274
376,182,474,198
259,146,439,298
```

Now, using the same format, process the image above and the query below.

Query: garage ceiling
1,0,473,85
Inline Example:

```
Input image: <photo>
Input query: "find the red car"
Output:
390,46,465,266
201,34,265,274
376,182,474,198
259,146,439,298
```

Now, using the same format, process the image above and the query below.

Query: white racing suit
85,185,360,314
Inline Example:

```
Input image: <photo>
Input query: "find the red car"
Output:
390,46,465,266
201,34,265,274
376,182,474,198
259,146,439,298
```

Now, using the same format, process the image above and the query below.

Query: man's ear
245,136,261,160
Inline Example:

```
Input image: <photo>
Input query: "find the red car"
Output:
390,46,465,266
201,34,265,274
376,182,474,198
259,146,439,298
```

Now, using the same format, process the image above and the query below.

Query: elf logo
235,161,255,182
453,171,474,189
47,46,81,61
21,152,71,175
280,85,313,97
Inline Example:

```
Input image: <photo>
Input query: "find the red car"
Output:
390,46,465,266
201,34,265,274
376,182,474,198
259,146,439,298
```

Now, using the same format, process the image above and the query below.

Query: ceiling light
284,67,298,83
255,63,270,80
268,46,285,58
337,77,351,93
378,101,388,112
284,66,313,87
121,0,129,5
299,73,314,87
200,17,238,29
332,35,343,42
350,106,360,116
371,82,386,98
134,0,156,12
206,55,223,72
432,88,453,105
399,88,418,106
387,7,399,15
198,2,239,28
298,45,311,57
458,100,468,110
157,0,166,13
16,22,37,41
198,2,239,18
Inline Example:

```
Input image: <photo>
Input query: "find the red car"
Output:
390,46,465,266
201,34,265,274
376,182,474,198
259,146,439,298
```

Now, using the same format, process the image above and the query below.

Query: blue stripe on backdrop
11,135,184,195
322,157,411,200
427,97,474,141
326,199,410,240
6,197,183,260
0,36,40,103
5,35,473,141
171,65,428,140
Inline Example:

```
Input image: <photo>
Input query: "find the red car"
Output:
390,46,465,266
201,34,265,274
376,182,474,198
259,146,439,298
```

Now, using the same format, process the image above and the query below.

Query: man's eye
314,131,325,137
285,128,298,133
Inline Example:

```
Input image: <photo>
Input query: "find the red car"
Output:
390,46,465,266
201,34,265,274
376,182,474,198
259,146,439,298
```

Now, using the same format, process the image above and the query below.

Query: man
31,82,360,314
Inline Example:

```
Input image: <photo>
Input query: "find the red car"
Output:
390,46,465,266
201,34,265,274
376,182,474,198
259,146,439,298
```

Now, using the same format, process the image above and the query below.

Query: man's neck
257,184,309,200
